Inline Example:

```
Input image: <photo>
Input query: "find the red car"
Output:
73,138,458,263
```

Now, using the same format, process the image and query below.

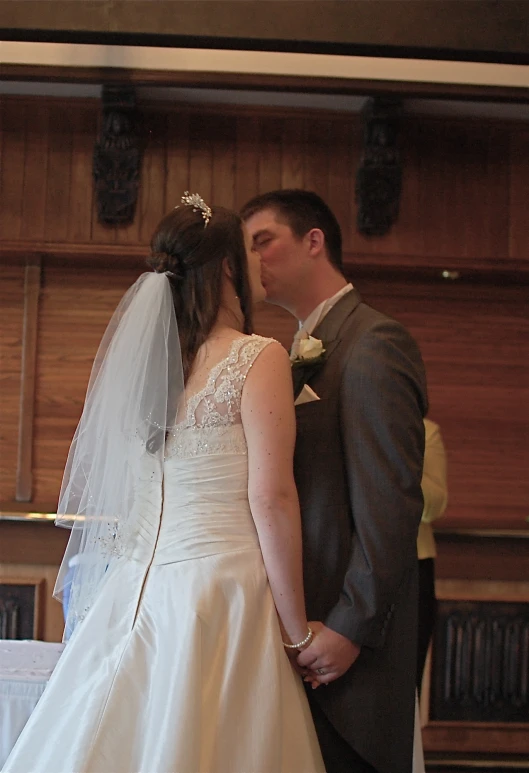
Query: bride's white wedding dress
3,334,324,773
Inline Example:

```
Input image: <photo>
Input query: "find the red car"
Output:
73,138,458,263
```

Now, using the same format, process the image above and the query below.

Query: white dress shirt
290,284,353,357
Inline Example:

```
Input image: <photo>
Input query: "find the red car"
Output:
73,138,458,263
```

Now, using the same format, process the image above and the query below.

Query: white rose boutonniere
297,336,325,361
291,336,326,365
291,335,327,399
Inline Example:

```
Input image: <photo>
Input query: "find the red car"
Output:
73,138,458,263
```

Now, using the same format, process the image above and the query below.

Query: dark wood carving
93,86,141,225
431,600,529,723
355,97,402,236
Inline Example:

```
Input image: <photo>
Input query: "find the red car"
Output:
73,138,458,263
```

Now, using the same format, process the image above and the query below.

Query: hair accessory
180,191,212,226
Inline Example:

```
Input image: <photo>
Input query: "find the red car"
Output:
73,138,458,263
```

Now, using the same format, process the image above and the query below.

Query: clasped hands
288,621,360,689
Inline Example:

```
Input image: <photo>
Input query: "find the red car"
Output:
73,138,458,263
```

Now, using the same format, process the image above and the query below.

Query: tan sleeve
421,420,448,524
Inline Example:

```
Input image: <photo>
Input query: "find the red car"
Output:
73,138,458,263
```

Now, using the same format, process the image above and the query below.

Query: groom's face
245,208,309,308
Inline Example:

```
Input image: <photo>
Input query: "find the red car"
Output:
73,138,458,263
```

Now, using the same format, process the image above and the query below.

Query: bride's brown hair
147,205,254,384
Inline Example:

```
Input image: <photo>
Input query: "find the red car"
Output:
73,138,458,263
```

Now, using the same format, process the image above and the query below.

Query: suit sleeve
325,319,427,649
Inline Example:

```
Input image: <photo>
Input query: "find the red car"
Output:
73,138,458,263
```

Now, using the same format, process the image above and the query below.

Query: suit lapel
293,289,362,401
311,288,362,360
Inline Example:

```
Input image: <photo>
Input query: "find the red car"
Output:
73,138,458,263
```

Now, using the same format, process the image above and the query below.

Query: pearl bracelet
282,626,313,650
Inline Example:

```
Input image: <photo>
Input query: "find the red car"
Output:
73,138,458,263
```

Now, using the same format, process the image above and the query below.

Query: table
0,639,64,768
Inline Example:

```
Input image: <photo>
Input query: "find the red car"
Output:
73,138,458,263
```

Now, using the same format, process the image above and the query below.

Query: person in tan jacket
417,418,448,694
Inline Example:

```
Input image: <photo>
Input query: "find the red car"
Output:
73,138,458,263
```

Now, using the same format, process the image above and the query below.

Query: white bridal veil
54,272,183,639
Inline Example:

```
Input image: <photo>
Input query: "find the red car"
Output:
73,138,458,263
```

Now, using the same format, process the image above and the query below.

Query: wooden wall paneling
327,119,355,252
391,117,424,258
356,276,529,530
15,257,41,502
509,125,529,262
32,265,140,504
188,112,213,206
418,119,467,260
0,265,25,503
476,124,510,262
418,119,511,263
67,103,97,244
258,116,282,194
253,301,297,350
0,521,69,567
1,96,528,274
235,115,260,209
0,97,26,240
20,101,49,241
165,111,190,211
435,534,529,583
43,104,73,243
136,111,167,246
305,119,331,201
211,114,236,209
281,116,306,189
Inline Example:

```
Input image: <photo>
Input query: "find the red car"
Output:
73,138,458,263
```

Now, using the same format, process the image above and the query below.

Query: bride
3,194,325,773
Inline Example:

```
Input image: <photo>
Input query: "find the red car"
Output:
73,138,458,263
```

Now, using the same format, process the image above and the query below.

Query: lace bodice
165,335,275,460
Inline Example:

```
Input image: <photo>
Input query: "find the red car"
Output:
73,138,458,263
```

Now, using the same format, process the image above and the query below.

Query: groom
242,190,427,773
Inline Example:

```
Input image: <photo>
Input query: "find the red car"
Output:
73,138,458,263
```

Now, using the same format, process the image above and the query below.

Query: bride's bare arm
241,341,309,646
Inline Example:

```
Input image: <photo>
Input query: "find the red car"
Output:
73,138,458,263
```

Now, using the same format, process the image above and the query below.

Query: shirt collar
301,284,353,336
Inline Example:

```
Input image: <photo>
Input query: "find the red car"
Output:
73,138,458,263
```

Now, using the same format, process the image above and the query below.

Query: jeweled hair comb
180,191,212,226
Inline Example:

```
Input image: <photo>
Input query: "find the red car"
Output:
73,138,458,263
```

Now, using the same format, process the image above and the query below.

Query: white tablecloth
0,640,64,768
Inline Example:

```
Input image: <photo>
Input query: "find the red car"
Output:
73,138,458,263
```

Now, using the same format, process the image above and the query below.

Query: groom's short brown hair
241,189,344,273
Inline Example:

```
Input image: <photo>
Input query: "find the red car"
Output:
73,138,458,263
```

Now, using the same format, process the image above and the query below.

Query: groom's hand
297,621,360,687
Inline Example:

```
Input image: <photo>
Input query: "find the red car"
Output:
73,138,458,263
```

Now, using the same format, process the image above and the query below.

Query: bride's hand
298,621,360,688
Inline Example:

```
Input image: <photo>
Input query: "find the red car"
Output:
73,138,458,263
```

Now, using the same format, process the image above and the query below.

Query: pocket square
294,384,320,406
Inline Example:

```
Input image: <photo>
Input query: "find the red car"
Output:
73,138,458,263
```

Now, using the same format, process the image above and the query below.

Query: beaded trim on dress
165,335,275,460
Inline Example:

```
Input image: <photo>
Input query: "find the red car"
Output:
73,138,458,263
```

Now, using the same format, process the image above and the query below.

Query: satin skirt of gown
3,432,324,773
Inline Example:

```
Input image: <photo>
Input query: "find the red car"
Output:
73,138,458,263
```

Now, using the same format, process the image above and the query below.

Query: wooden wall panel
211,115,236,209
281,116,306,189
305,119,331,201
0,265,25,502
16,258,41,503
165,111,190,211
0,98,26,240
509,126,529,261
254,300,298,350
44,104,73,243
189,113,214,208
356,276,529,530
32,266,140,504
235,115,260,209
136,111,167,246
1,97,528,271
20,102,49,241
327,120,355,253
258,116,282,193
67,104,96,244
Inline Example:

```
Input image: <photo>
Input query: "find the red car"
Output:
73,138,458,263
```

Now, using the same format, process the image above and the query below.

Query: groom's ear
306,228,325,259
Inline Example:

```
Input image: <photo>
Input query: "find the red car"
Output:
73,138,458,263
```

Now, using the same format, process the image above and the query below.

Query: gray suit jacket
294,289,428,773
